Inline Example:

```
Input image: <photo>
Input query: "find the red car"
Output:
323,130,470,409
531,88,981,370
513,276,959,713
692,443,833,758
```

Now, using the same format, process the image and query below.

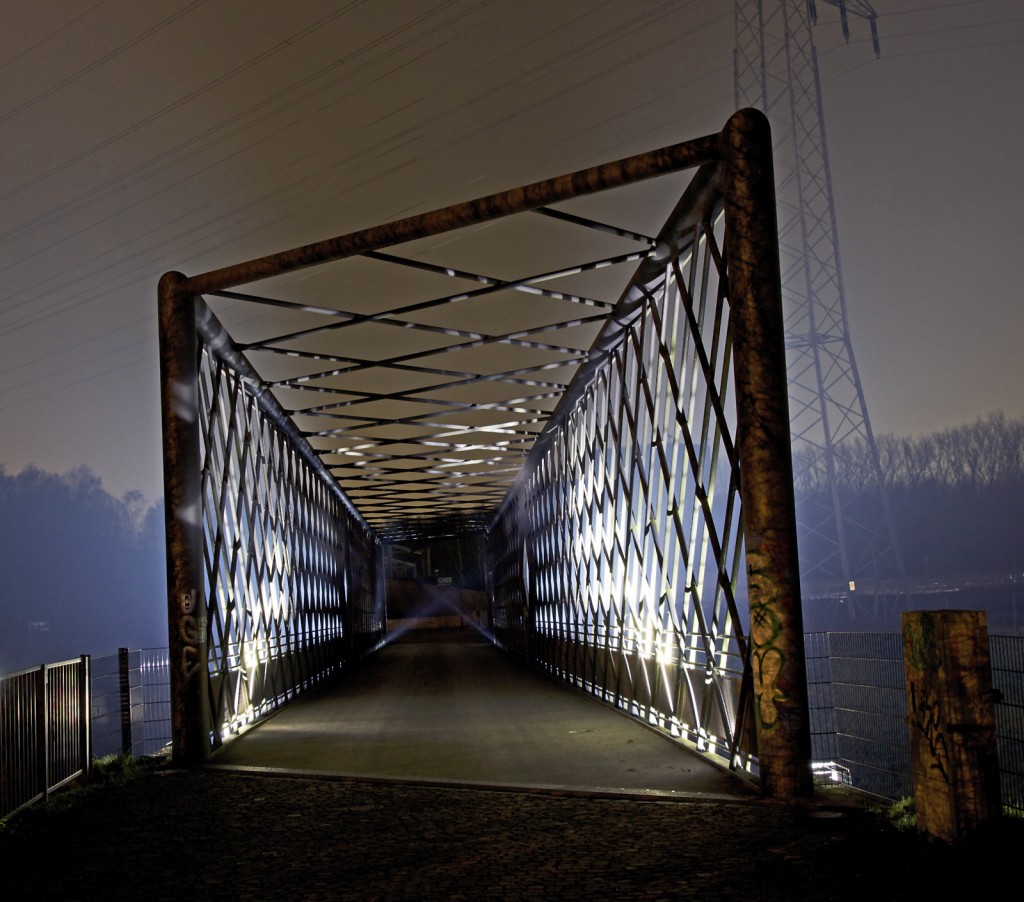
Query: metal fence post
118,647,132,756
36,664,48,802
159,272,211,763
80,655,92,775
721,108,814,799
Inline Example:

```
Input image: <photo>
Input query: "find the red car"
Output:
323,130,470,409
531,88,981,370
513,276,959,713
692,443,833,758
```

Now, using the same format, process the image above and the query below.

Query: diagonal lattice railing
160,109,811,796
195,311,384,746
488,112,814,792
160,299,384,757
490,208,756,772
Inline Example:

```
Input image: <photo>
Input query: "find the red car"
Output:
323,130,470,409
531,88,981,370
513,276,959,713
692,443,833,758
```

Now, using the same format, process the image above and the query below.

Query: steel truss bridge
159,109,812,798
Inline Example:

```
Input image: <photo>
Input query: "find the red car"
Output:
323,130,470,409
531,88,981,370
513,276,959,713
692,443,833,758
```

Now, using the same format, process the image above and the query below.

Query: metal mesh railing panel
91,649,171,759
135,648,172,755
0,668,44,817
805,631,839,771
490,214,756,774
196,326,383,747
89,652,121,758
45,659,89,788
823,632,912,799
805,631,1023,811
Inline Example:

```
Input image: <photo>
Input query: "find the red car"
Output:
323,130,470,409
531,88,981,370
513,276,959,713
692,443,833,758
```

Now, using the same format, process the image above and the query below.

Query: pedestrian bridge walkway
159,112,817,794
210,627,753,799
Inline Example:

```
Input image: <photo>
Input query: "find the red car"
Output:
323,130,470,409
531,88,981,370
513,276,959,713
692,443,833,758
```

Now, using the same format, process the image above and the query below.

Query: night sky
1,0,1021,502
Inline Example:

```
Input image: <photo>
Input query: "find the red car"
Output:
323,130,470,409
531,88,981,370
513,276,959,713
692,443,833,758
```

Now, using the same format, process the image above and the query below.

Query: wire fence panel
89,652,122,759
4,628,1024,818
91,649,172,759
991,634,1024,814
136,648,171,756
827,631,911,801
0,667,43,818
805,630,1022,813
804,632,841,781
0,657,90,820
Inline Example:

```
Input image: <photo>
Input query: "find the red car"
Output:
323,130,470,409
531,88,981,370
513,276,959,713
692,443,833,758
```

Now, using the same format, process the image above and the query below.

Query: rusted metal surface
721,108,813,798
173,151,732,531
183,136,721,296
158,272,210,763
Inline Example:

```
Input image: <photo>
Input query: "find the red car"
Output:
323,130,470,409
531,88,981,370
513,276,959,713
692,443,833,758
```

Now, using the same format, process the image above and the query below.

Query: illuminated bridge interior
159,110,811,798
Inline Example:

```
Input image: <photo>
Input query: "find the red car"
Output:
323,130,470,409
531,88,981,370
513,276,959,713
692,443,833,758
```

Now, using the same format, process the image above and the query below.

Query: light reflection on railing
1,656,90,820
3,632,1023,817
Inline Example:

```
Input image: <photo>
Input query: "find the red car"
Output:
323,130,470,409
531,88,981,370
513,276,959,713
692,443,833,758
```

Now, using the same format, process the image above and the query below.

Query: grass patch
884,796,916,831
0,753,162,835
876,796,1024,844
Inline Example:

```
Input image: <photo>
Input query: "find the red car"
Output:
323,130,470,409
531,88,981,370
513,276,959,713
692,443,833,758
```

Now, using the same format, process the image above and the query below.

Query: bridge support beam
158,272,211,764
722,109,813,799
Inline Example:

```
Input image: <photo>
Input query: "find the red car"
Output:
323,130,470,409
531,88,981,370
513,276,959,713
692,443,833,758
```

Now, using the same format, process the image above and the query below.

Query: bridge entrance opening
158,110,812,798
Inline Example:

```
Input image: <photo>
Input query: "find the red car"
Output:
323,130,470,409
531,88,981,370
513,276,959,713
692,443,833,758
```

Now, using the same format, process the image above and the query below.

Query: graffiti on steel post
178,589,203,682
748,552,786,727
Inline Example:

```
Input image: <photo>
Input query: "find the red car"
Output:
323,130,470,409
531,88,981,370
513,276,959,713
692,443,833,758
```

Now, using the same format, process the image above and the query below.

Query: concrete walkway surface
210,627,751,798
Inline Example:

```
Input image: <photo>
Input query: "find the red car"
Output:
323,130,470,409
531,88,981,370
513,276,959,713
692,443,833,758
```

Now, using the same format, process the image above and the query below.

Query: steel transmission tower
733,0,904,594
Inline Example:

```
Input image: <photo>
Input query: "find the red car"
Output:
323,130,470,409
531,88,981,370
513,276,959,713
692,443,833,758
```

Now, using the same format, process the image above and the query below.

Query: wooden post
902,610,1001,842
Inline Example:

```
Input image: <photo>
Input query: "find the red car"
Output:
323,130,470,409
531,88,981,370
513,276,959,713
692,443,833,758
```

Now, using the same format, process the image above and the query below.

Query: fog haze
0,1,1020,502
0,3,1022,666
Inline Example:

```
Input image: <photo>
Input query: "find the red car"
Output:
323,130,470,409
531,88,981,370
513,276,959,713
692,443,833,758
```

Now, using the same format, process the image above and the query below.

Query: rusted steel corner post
158,272,211,764
721,109,813,799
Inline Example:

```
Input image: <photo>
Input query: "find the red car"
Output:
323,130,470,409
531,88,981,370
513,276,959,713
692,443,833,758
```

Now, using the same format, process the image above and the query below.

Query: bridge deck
210,627,753,798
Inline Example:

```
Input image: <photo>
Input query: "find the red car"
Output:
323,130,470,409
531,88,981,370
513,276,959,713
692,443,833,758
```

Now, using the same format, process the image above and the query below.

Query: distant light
848,580,856,592
813,760,852,785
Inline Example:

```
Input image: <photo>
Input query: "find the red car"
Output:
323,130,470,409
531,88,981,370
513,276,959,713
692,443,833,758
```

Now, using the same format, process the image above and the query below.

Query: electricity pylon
734,0,904,596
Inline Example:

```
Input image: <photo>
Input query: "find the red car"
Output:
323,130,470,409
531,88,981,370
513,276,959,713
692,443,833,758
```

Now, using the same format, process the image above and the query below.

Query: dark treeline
0,465,166,675
794,413,1024,582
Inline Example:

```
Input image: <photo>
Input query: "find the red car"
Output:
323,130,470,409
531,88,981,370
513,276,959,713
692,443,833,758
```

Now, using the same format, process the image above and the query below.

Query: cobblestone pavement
2,766,1019,900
